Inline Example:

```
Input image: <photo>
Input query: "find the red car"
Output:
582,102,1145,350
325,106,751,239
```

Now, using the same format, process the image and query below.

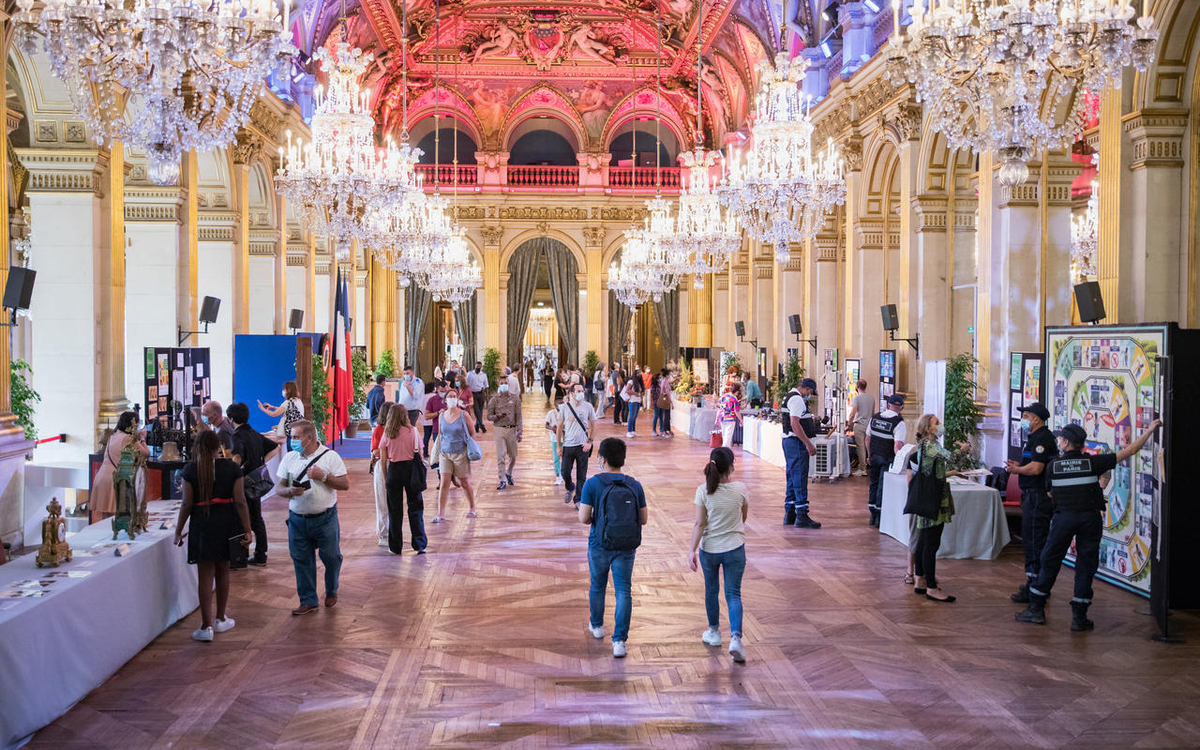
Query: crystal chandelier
886,0,1158,187
424,228,482,309
718,48,846,264
1071,179,1098,283
276,37,421,260
663,0,741,287
14,0,296,185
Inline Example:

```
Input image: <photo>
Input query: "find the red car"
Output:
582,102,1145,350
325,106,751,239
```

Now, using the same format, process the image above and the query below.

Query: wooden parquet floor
28,395,1200,749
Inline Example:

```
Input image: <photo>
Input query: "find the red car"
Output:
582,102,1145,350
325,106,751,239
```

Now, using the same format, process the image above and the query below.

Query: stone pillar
1096,87,1124,323
911,195,950,373
813,234,840,357
751,260,774,377
178,151,199,336
98,143,130,434
1124,110,1188,323
949,196,978,358
305,234,317,331
231,134,262,335
577,152,610,189
776,250,804,380
890,106,921,393
852,218,886,393
1043,154,1081,328
475,151,510,189
711,274,729,350
197,210,237,405
691,273,713,348
730,266,751,364
840,141,864,358
273,191,289,334
286,254,309,332
482,225,503,355
584,225,605,359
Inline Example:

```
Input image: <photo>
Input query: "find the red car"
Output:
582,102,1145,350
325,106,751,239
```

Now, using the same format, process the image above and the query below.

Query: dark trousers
1030,510,1103,603
782,438,810,513
1020,488,1053,580
385,460,427,553
656,407,671,434
230,493,268,565
543,377,553,397
913,523,945,589
422,425,433,458
471,391,485,431
561,444,590,503
613,396,626,424
868,454,892,512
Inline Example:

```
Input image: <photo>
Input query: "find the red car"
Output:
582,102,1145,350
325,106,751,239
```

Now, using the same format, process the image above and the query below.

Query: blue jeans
287,506,343,606
588,544,636,642
700,545,746,635
627,402,641,432
782,438,810,513
550,438,560,476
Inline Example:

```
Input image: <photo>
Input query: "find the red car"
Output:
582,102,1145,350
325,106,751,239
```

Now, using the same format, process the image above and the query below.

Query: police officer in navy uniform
782,378,821,529
1015,419,1161,631
866,394,907,527
1004,402,1057,603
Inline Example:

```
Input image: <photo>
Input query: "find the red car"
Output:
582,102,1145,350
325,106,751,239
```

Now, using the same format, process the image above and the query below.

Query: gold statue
36,498,72,568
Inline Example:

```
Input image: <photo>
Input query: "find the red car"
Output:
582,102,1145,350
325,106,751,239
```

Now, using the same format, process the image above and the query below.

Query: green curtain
608,289,633,363
506,241,541,362
405,283,431,374
543,239,580,365
453,290,477,365
652,287,680,364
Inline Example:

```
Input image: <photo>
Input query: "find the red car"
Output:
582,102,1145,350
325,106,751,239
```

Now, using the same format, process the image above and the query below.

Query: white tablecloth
0,500,199,749
671,401,718,442
879,472,1011,560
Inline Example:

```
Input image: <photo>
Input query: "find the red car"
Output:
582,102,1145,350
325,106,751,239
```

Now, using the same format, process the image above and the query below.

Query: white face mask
573,392,585,402
446,397,459,408
499,384,509,394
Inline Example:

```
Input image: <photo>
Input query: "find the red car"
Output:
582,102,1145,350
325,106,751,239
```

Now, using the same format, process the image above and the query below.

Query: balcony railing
609,167,681,190
507,165,580,188
415,164,477,187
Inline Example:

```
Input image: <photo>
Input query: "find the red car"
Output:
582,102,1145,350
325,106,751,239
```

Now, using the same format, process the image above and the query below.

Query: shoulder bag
565,402,593,457
903,444,944,520
409,427,428,493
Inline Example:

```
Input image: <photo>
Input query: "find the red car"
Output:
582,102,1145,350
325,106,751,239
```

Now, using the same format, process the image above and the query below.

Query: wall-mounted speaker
288,309,304,330
199,296,221,324
3,268,35,311
788,314,802,336
881,304,899,331
734,320,746,338
1074,281,1106,324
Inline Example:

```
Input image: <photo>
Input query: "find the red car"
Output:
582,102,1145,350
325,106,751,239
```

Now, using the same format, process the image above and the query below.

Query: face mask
574,392,585,402
936,425,945,437
288,439,302,452
405,374,413,382
499,384,509,394
200,415,210,425
446,397,459,408
1019,419,1031,432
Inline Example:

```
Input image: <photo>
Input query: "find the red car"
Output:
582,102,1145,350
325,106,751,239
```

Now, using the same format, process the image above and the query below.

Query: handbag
710,429,722,448
657,391,671,410
904,445,945,520
466,436,483,462
409,430,428,492
430,433,441,465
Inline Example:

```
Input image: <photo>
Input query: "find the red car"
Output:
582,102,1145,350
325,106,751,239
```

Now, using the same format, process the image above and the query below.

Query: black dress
182,458,243,564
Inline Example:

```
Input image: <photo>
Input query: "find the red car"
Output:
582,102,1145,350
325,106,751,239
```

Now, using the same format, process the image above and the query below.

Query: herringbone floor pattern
27,395,1200,749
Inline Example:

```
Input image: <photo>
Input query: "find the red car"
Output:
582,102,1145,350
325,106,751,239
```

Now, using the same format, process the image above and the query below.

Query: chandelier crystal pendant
885,0,1158,188
718,50,846,264
276,38,422,260
14,0,296,185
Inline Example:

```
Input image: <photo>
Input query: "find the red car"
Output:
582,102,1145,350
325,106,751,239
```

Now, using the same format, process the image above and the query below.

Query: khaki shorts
439,451,471,479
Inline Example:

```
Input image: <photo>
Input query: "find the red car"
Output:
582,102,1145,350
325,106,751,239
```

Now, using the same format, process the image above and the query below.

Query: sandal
432,516,444,523
904,573,915,585
466,510,479,518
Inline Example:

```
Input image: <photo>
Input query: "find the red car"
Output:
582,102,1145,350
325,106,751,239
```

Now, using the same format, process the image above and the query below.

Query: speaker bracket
888,329,919,357
794,333,818,351
0,308,19,328
178,322,211,346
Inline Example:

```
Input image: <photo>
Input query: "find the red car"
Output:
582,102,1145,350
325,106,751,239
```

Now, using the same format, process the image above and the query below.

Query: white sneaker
612,641,628,658
554,476,564,485
701,627,722,647
587,622,604,639
213,617,236,633
729,636,746,663
192,627,213,642
626,432,634,438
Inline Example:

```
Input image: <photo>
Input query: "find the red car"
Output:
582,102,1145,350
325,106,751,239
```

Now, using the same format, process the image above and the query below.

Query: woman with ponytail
687,446,750,663
175,430,252,642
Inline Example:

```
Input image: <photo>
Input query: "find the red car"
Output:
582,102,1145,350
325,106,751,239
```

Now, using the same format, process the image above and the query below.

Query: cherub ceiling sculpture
297,0,811,155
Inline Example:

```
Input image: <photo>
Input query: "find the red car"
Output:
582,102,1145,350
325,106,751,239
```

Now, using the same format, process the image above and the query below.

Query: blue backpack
599,478,642,551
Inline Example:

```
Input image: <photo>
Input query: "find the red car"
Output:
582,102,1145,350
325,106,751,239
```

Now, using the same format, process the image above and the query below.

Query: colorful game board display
1047,328,1161,595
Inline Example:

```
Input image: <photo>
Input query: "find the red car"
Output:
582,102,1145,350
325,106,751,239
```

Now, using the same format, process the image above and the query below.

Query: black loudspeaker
1074,281,1106,323
199,296,221,324
788,314,802,335
288,309,304,330
3,268,35,310
881,304,899,331
734,320,746,338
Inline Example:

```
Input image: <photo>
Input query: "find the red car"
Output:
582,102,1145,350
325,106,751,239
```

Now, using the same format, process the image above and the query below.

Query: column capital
911,194,949,232
841,137,864,173
1123,108,1188,170
124,186,185,224
880,101,922,145
232,130,266,166
582,224,605,248
481,225,504,247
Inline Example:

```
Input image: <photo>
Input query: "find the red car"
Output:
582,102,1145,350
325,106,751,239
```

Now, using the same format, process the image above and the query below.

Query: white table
0,500,199,750
671,400,718,442
879,472,1011,560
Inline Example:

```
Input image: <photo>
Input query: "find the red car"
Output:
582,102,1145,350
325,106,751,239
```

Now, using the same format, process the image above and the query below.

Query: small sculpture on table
36,498,72,568
112,437,147,540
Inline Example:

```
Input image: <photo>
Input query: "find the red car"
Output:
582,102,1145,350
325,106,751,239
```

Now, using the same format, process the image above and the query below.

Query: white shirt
397,376,424,410
544,409,559,442
783,392,811,440
877,409,908,444
466,370,489,392
506,374,521,393
277,447,348,515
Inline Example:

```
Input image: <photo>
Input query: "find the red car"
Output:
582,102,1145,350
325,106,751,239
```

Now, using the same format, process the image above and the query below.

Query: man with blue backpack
578,437,648,659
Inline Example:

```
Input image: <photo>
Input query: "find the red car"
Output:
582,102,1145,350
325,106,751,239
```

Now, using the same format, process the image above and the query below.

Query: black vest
1048,452,1106,512
781,389,815,437
1018,426,1057,490
868,413,904,459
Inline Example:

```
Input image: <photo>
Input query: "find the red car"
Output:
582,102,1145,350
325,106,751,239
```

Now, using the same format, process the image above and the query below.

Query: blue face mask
200,415,210,425
1019,419,1031,432
289,439,302,452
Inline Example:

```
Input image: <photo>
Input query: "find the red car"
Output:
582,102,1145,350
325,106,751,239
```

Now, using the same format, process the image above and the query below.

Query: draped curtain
405,283,432,373
453,290,478,365
543,240,580,364
505,242,541,363
608,290,633,363
652,287,680,364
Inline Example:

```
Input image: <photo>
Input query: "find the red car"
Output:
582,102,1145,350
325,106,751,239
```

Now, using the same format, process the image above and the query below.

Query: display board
233,335,302,433
692,358,710,385
1046,329,1159,596
878,349,896,411
143,347,211,427
1006,352,1045,462
844,358,861,418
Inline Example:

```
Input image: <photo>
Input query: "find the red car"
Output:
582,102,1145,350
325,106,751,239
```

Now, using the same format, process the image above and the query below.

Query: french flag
329,267,353,444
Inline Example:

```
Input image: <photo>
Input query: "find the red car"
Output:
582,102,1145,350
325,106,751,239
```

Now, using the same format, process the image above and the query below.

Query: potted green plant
347,348,370,438
310,356,332,443
374,348,396,379
779,353,805,400
11,359,40,441
944,352,985,471
583,349,600,377
482,347,501,394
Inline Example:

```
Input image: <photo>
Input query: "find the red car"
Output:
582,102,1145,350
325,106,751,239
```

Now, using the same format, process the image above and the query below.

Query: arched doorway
506,239,579,370
606,247,680,372
405,287,477,376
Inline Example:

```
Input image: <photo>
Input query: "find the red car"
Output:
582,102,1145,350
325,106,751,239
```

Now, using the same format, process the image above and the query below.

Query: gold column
484,244,501,353
1097,85,1122,323
0,97,11,421
305,233,316,330
689,274,713,347
274,194,288,333
97,143,129,430
587,247,602,359
232,158,251,334
976,152,994,393
178,152,199,330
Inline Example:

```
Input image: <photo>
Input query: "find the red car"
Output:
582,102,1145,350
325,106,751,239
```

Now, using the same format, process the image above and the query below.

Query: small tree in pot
944,353,985,471
347,348,370,438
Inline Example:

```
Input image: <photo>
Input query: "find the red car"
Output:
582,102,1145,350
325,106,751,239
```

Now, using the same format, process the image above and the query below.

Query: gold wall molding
17,148,109,196
286,253,310,267
124,187,183,223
